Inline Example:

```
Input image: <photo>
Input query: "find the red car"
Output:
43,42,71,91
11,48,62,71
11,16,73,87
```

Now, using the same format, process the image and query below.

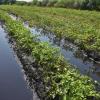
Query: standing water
10,14,100,84
28,24,100,83
0,22,39,99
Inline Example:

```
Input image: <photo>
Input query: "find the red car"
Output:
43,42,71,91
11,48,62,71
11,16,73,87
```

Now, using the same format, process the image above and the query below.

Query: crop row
1,5,100,60
0,10,100,100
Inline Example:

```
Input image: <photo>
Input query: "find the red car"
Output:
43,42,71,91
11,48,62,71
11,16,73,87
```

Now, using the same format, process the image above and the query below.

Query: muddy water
0,23,39,100
10,14,100,83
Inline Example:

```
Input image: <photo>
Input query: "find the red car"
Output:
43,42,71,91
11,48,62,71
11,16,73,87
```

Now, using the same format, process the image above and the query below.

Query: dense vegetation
0,8,100,100
1,5,100,60
0,0,15,4
32,0,100,10
1,0,100,10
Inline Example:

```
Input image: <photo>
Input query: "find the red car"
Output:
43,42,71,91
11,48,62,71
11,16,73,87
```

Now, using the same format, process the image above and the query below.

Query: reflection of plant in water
74,50,89,63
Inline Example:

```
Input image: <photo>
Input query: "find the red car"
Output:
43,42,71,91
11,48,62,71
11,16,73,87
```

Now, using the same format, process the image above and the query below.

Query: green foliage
1,5,100,56
15,1,28,6
0,9,100,100
32,0,38,5
32,0,100,10
0,0,15,4
47,0,58,7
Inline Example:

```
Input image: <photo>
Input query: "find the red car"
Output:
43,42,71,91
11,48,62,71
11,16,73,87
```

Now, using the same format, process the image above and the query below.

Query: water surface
29,26,100,83
10,14,100,83
0,23,33,100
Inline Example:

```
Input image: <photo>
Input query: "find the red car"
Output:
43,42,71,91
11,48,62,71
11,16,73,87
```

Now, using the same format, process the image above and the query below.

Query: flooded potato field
0,5,100,100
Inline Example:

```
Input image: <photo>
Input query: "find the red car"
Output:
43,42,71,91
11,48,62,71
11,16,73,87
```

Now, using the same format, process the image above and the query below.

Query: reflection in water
0,16,40,100
9,14,100,83
30,27,100,83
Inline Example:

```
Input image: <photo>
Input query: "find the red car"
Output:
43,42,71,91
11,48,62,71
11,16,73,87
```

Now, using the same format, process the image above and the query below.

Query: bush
15,1,27,6
32,0,38,5
47,0,58,7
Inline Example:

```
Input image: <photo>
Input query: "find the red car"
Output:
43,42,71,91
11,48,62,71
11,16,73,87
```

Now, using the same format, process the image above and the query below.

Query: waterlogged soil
9,13,100,83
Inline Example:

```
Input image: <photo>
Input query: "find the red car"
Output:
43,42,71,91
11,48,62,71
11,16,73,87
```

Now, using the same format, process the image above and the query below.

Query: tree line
33,0,100,10
1,0,100,10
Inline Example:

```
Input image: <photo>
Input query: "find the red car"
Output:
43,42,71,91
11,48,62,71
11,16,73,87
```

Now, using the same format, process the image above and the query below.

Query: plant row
0,10,100,100
1,5,100,60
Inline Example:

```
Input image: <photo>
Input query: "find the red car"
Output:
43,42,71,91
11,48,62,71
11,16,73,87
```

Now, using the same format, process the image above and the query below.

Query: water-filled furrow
0,22,34,100
10,14,100,83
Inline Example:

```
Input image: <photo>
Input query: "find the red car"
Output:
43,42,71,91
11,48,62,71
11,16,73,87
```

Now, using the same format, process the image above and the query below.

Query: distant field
1,5,100,58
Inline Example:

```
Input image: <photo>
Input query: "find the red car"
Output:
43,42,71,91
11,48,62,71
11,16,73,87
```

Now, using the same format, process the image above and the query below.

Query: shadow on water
10,14,100,85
